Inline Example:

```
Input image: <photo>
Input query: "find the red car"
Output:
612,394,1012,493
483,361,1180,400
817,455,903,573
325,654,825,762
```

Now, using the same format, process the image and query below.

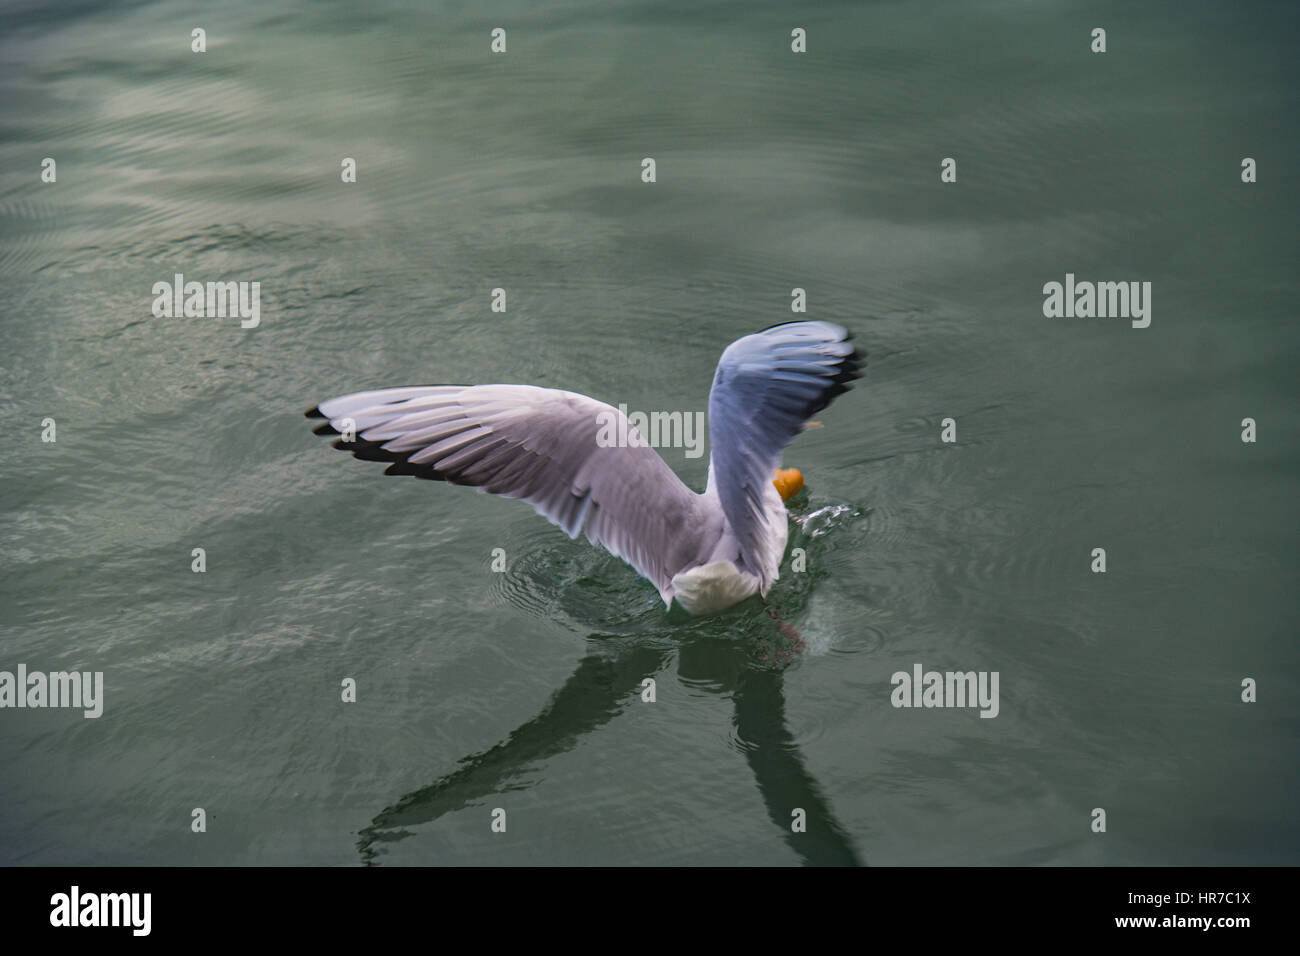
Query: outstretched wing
306,384,714,602
707,321,862,588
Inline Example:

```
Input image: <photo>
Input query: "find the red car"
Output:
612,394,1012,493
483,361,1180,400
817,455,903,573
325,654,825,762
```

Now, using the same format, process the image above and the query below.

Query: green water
1,0,1296,865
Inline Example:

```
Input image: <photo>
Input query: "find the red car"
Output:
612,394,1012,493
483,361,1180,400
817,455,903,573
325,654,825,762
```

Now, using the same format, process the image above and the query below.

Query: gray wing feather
308,384,711,601
706,321,862,588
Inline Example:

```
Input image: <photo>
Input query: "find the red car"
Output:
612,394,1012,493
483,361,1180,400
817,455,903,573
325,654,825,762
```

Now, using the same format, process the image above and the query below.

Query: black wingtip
745,322,866,417
802,340,865,417
318,434,459,484
304,387,487,485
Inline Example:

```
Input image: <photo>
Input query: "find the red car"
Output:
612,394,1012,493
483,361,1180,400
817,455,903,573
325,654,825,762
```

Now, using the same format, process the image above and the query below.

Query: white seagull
307,321,861,615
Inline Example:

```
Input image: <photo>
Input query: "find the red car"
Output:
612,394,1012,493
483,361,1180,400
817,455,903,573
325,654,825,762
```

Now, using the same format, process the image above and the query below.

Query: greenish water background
0,0,1296,865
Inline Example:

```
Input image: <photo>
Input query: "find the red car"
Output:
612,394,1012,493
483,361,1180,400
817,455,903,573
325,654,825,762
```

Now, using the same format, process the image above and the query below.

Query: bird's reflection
357,613,863,866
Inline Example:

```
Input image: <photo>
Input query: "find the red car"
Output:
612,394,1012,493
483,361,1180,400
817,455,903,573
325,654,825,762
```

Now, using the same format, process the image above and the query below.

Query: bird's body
661,468,788,615
308,321,861,615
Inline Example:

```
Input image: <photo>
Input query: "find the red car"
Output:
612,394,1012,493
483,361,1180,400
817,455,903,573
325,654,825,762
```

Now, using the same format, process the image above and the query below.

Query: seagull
306,321,861,615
